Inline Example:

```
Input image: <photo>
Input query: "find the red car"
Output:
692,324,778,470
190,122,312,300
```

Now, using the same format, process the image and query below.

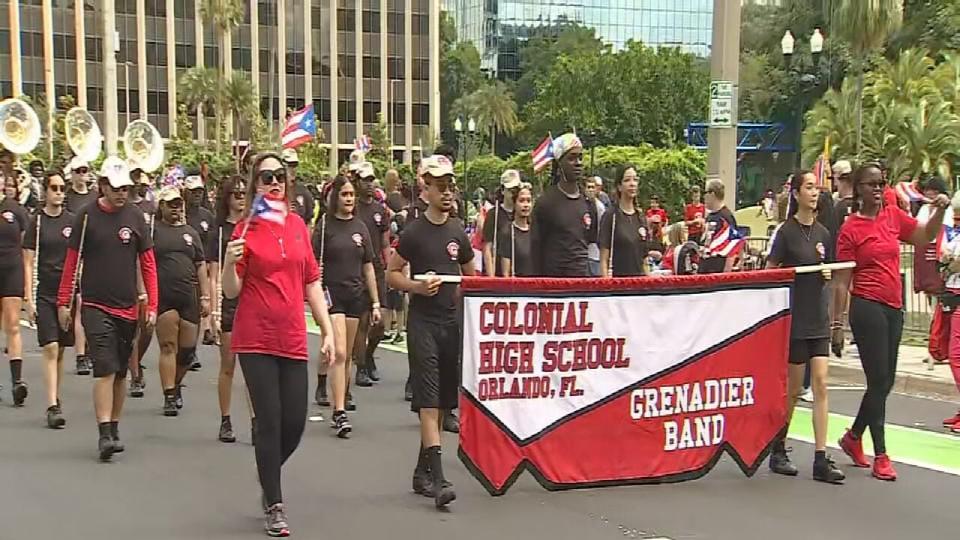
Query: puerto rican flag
707,219,744,258
531,135,554,173
354,134,372,152
281,104,317,150
895,180,929,205
250,193,287,225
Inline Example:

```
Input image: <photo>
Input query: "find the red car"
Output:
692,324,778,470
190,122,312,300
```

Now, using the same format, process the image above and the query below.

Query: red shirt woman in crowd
222,152,334,537
831,162,948,481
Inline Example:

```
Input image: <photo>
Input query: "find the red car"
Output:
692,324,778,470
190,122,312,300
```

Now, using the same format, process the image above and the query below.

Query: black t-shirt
831,197,854,255
767,217,832,340
70,202,153,309
483,203,513,276
292,183,315,226
64,188,96,213
386,192,407,213
24,209,75,300
815,190,836,239
207,220,239,265
153,221,204,298
186,206,215,261
356,199,389,269
529,184,597,277
408,197,429,221
498,224,533,277
700,206,738,274
396,215,473,324
0,198,28,271
598,208,651,277
133,198,156,225
312,215,375,297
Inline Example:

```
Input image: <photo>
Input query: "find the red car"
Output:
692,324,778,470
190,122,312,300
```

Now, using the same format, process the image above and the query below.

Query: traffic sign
709,81,735,128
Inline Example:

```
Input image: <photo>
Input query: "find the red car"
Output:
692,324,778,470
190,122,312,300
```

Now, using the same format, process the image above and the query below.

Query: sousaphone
123,119,164,173
64,107,103,162
0,98,41,155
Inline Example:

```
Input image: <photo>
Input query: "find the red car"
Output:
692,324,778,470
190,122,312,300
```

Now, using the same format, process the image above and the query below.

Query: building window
338,55,356,78
363,101,381,123
412,14,427,36
174,0,195,19
362,10,381,33
337,8,356,30
412,59,429,81
387,57,402,79
287,52,305,75
147,42,168,66
362,56,379,79
387,13,403,34
339,100,357,123
85,37,103,62
176,44,195,68
412,103,429,125
317,98,331,122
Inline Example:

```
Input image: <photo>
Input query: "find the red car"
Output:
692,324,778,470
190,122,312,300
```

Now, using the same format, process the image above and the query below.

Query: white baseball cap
66,156,89,174
184,175,204,190
500,169,521,189
833,160,852,176
356,162,376,179
420,155,455,178
282,148,299,164
99,156,134,189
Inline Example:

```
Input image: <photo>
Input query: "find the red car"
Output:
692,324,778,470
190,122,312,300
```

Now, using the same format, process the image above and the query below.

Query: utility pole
706,0,741,210
103,0,119,155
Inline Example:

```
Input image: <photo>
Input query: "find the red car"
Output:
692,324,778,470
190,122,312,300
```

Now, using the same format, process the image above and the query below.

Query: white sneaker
799,387,814,403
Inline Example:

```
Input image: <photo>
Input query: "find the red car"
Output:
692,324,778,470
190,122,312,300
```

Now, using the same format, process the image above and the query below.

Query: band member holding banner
24,172,76,427
312,175,381,436
387,154,476,509
482,170,520,276
599,164,655,277
530,133,597,277
354,163,391,385
151,186,211,417
764,171,845,484
498,183,534,277
1,170,30,406
57,157,158,461
832,163,948,481
222,153,334,537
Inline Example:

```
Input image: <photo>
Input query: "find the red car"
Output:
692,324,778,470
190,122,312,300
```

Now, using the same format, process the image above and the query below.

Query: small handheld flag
240,193,288,240
532,136,554,173
282,104,317,150
895,181,930,205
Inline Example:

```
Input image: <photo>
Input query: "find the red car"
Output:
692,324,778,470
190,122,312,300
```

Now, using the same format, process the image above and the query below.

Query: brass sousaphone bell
123,119,164,173
0,98,41,155
64,107,103,162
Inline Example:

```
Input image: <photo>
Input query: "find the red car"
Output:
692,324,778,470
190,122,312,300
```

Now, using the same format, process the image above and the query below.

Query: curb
829,363,959,402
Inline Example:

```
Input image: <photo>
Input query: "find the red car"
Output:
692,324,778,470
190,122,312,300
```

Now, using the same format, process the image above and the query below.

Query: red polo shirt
836,204,917,309
231,212,320,361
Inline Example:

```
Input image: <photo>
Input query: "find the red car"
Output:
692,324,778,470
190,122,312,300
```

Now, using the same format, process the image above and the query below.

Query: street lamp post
782,28,824,169
455,116,476,198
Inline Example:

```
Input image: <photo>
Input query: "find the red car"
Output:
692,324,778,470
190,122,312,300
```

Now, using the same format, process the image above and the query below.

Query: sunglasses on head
257,169,287,185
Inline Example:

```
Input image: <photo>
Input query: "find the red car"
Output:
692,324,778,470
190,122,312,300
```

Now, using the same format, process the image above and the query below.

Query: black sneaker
174,385,184,409
443,412,460,434
355,368,373,387
345,392,357,412
434,480,456,509
368,358,380,382
413,470,434,497
813,455,846,484
769,448,798,476
315,381,329,406
76,356,91,376
98,436,116,462
111,428,125,453
392,332,405,344
202,329,216,345
264,503,290,537
332,411,352,439
404,379,413,402
163,395,178,417
128,377,145,398
219,418,236,443
12,381,28,407
46,405,66,429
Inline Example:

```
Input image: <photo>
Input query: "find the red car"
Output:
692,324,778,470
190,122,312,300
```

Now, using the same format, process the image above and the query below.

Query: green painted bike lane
306,315,960,475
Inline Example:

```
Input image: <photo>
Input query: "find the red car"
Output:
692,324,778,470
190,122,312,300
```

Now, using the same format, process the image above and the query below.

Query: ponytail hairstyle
325,175,354,218
786,170,812,219
614,163,638,208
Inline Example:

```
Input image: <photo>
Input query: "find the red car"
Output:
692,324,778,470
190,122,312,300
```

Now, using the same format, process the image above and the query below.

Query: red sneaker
872,453,897,481
839,429,870,468
943,411,960,427
951,420,960,434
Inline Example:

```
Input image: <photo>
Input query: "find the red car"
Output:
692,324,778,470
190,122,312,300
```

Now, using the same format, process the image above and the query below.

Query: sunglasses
164,199,184,208
231,191,245,200
48,185,66,193
257,169,287,186
75,167,89,174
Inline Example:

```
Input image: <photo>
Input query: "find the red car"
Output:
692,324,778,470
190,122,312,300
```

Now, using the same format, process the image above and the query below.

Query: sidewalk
831,343,959,402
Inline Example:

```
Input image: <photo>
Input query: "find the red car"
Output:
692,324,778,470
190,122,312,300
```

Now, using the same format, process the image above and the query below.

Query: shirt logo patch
815,242,826,261
143,212,151,223
62,226,72,238
446,240,460,261
639,227,647,240
374,213,382,225
1,211,13,223
183,233,193,246
582,213,592,229
200,220,209,232
118,227,133,244
351,233,364,247
296,196,304,207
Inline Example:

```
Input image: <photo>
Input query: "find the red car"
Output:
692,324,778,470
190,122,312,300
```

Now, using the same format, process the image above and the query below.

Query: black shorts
374,265,387,306
82,306,137,378
408,315,460,412
0,264,24,298
36,297,76,347
327,285,368,319
220,296,238,333
788,338,830,365
158,287,200,324
385,288,404,311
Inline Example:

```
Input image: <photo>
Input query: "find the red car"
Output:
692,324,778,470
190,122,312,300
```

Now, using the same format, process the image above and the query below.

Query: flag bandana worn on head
282,104,317,150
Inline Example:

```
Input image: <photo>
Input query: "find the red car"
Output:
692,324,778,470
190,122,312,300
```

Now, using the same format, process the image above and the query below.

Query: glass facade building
446,0,713,79
1,0,441,169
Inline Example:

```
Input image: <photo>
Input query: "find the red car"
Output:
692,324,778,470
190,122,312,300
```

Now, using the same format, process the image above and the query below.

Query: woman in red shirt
831,163,948,481
222,152,334,537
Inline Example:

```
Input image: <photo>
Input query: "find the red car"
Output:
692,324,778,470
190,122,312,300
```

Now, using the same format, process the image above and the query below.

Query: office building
1,0,441,170
445,0,714,80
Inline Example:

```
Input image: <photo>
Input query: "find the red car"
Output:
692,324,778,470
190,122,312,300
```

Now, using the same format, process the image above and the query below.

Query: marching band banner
458,271,793,495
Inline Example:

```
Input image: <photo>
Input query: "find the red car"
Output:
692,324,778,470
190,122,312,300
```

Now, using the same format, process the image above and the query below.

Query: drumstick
66,214,88,311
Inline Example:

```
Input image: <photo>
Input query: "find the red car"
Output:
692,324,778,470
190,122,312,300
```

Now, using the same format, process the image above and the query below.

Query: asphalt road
1,327,958,540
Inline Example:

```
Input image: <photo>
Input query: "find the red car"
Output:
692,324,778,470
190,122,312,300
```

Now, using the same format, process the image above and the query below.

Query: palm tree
222,71,258,169
867,48,939,106
933,52,960,112
178,67,219,142
832,0,904,157
200,0,245,148
462,81,520,154
802,78,860,164
896,99,960,181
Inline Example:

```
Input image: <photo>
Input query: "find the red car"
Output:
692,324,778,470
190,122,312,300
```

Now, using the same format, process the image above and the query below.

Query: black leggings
238,354,308,506
848,296,903,455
